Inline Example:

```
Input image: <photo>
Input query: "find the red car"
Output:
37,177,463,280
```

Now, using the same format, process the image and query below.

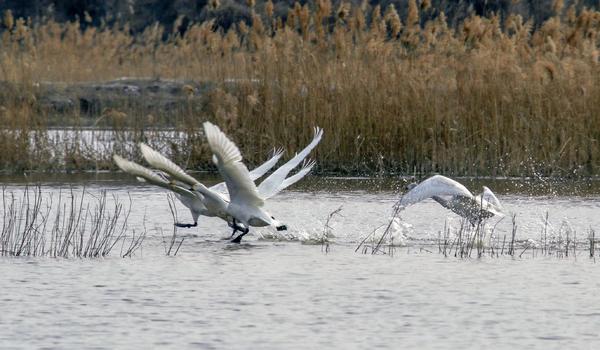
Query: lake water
1,174,600,349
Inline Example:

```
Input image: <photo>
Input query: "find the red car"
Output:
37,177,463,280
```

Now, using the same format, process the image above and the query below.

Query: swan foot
175,222,197,228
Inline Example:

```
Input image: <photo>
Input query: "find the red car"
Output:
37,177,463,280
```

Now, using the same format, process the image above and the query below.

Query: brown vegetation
0,2,599,176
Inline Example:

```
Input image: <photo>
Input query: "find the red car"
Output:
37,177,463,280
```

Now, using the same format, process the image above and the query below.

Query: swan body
203,122,324,241
203,121,277,231
397,175,504,225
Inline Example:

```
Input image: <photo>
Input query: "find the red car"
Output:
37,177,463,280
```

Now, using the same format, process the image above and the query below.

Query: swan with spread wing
396,175,504,225
139,142,285,229
202,121,323,242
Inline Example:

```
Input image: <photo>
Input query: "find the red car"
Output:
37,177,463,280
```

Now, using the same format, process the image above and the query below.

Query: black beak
276,225,287,231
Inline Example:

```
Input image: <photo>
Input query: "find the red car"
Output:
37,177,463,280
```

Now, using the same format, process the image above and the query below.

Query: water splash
369,217,413,247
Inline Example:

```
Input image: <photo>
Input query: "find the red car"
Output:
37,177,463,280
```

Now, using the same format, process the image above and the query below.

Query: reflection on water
1,175,600,348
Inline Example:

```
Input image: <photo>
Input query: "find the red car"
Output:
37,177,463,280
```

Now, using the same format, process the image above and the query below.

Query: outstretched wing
477,186,504,211
396,175,474,209
261,159,316,200
257,127,323,199
209,147,284,195
139,143,199,187
203,122,264,207
470,186,505,218
113,155,196,198
249,147,285,180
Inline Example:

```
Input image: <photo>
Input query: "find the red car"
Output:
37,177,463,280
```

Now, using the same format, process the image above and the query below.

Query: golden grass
0,3,599,176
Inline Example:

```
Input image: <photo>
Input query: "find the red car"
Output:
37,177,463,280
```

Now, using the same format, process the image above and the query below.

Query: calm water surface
1,174,600,349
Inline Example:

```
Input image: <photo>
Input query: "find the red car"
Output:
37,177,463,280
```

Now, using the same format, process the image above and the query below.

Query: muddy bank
37,78,215,116
1,78,258,126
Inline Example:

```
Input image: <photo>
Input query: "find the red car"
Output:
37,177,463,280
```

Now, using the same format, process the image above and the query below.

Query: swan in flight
396,175,504,225
114,153,235,228
139,143,284,229
203,121,323,242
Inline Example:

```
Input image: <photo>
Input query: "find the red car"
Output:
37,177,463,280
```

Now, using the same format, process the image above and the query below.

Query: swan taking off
140,124,321,238
203,121,323,242
114,127,322,242
139,142,284,229
396,175,504,225
114,153,234,227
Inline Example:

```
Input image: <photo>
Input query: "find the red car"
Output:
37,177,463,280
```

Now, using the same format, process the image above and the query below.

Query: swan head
269,216,287,231
247,214,287,231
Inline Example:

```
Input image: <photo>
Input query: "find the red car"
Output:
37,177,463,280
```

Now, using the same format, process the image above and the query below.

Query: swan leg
231,227,250,244
228,219,247,238
228,219,239,238
229,225,238,238
175,221,197,228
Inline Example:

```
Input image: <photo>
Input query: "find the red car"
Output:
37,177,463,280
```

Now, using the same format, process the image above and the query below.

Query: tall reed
0,3,599,176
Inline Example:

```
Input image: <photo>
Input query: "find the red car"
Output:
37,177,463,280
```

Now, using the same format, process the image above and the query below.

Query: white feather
113,155,195,198
476,186,503,211
209,147,284,195
268,159,316,198
139,143,199,187
257,127,323,199
203,121,264,208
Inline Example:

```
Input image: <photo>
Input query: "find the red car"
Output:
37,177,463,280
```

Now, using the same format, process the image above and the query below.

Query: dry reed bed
0,1,599,176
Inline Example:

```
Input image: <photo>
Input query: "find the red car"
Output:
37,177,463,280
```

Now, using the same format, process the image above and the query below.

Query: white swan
138,144,232,226
396,175,504,225
114,153,232,224
203,121,322,242
113,155,241,231
139,143,284,228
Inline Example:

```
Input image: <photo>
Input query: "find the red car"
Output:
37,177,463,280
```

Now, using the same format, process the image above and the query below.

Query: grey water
1,174,600,349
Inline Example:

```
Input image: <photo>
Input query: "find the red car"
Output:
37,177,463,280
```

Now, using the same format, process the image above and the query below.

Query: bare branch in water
164,193,184,256
0,185,145,258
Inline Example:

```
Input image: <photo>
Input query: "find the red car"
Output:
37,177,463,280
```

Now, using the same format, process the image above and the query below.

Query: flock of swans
114,122,505,243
